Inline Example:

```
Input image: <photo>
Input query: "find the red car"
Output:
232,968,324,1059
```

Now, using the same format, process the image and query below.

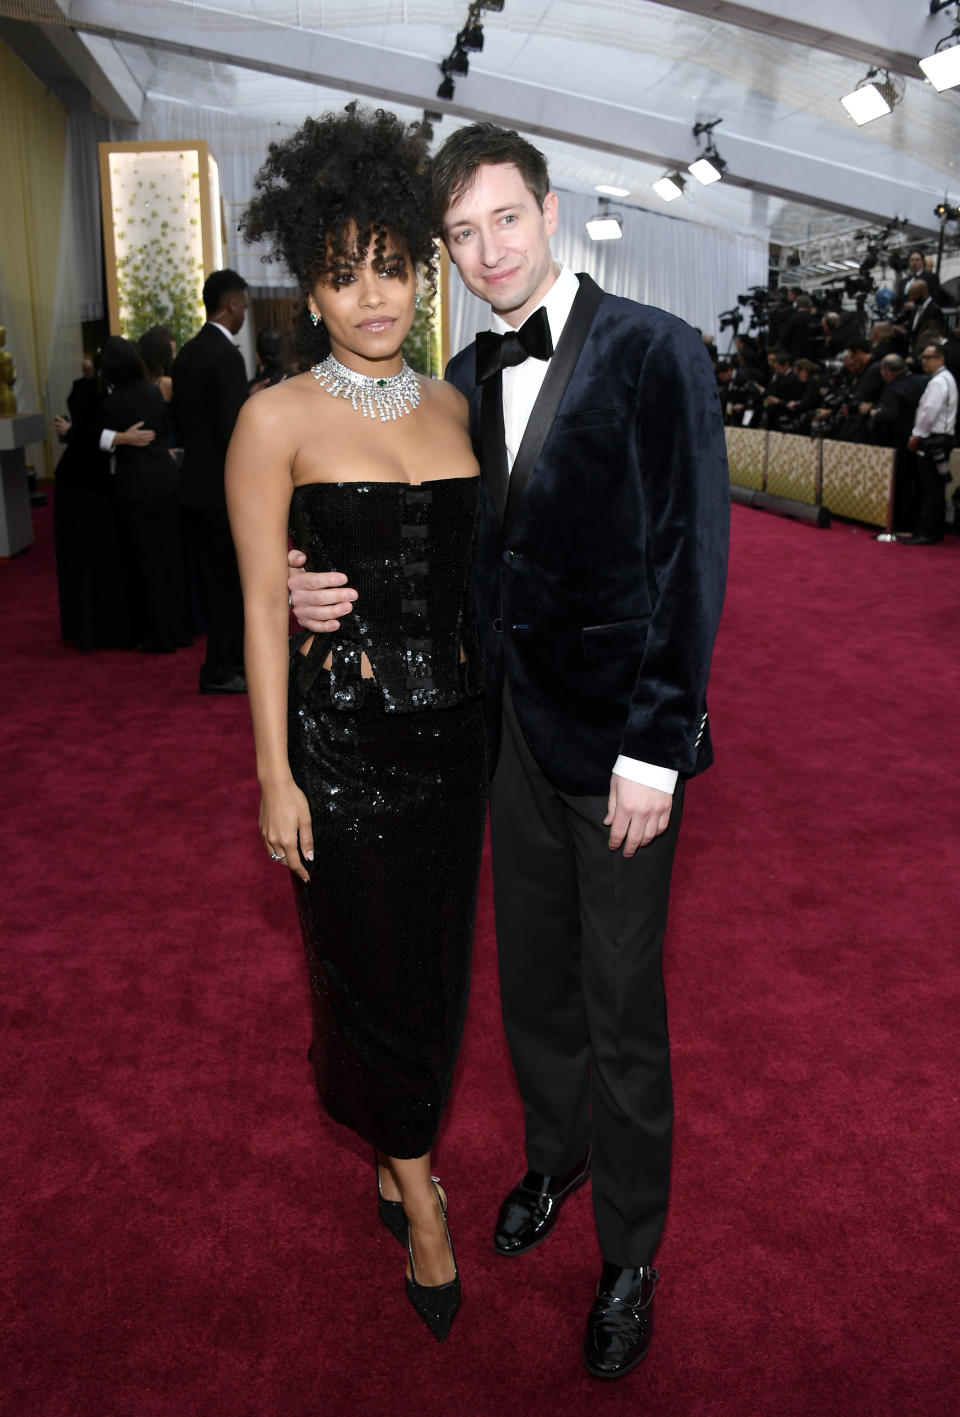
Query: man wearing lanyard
288,124,729,1379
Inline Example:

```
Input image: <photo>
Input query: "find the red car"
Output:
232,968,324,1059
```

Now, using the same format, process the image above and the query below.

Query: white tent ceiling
4,0,960,252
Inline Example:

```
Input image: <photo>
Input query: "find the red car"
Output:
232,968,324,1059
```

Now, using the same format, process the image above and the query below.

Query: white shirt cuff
100,429,117,452
612,756,678,795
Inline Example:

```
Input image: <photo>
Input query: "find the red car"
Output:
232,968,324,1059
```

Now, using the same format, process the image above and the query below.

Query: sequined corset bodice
289,478,481,712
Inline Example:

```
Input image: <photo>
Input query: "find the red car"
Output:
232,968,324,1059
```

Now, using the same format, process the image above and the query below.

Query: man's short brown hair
432,122,551,225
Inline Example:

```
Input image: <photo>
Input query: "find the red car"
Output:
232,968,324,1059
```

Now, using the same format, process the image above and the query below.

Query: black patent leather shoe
199,673,247,694
583,1263,658,1379
493,1147,591,1256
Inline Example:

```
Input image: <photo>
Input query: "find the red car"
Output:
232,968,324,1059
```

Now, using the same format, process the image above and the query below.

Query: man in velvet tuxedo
288,125,729,1380
172,269,250,694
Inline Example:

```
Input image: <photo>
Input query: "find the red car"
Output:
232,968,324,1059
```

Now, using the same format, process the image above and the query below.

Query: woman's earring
414,292,422,309
309,311,322,327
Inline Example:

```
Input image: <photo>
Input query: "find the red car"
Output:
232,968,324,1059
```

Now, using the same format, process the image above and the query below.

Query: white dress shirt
492,265,678,796
912,365,958,439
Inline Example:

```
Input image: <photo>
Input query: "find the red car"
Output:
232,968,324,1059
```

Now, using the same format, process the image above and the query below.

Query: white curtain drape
122,99,769,366
448,190,769,355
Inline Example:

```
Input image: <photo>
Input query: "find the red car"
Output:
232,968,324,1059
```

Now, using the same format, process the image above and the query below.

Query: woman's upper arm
226,396,294,601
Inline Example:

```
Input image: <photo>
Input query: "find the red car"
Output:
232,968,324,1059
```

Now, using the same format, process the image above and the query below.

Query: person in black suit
53,353,138,651
869,354,928,529
98,337,192,652
172,269,250,693
893,250,942,312
777,293,818,362
821,309,860,358
898,281,947,358
762,349,804,429
287,122,729,1380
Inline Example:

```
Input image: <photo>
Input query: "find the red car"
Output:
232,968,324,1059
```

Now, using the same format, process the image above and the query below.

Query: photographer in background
869,353,928,531
762,350,803,431
822,309,860,359
777,293,820,362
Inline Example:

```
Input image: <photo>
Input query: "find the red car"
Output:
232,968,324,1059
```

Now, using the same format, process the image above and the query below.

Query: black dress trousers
488,682,684,1268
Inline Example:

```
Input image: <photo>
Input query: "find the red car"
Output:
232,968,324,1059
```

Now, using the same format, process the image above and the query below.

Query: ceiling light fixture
840,68,903,125
652,172,686,202
436,2,504,101
595,184,630,197
586,201,623,241
919,1,960,90
689,119,726,185
458,23,484,51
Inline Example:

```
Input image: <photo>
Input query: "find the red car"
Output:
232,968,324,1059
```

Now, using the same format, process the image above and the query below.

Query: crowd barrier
724,427,895,530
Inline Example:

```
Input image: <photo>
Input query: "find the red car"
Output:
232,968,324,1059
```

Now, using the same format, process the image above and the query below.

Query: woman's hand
53,414,70,436
117,421,156,447
259,778,315,882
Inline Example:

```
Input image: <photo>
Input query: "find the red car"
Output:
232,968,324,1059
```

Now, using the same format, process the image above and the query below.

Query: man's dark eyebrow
450,205,519,225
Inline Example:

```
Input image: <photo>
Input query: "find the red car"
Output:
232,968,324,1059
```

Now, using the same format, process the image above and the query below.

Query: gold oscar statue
0,325,17,416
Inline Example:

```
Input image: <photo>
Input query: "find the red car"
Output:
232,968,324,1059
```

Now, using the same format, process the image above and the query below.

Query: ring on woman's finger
269,850,286,861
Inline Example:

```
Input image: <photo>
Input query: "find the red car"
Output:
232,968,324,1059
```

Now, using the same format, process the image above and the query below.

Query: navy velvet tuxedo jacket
446,274,729,796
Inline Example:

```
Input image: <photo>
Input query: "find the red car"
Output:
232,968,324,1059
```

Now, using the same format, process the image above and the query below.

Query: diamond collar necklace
310,352,421,421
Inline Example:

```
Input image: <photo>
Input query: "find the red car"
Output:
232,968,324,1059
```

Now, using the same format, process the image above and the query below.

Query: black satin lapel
502,274,605,531
480,371,509,521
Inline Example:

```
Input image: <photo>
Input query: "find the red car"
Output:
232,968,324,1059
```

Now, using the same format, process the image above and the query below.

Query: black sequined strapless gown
287,479,486,1159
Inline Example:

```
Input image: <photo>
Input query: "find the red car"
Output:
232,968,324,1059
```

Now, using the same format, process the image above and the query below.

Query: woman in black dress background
226,107,485,1341
98,337,192,653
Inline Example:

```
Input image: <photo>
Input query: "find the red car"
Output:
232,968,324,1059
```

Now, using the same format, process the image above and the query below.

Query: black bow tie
475,306,554,384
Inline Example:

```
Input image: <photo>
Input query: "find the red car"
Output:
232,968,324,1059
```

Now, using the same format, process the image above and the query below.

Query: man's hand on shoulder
604,775,672,857
287,548,357,633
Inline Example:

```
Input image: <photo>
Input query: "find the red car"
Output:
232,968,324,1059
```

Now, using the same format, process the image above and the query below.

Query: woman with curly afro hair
226,105,485,1342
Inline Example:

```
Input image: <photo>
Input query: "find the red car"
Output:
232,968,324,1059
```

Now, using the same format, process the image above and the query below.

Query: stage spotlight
481,0,504,10
458,24,484,51
840,69,901,124
688,152,725,185
653,172,685,202
586,210,623,241
437,74,455,100
688,120,726,184
920,5,960,91
920,42,960,90
447,47,469,75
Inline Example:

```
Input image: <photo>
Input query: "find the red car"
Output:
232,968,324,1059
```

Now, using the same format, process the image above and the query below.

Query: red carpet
3,501,959,1417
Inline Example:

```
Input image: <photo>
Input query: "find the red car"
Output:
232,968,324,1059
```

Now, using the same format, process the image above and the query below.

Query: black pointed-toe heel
376,1163,407,1246
404,1179,460,1342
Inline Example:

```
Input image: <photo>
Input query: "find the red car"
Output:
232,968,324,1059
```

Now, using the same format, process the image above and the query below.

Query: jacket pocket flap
581,617,649,661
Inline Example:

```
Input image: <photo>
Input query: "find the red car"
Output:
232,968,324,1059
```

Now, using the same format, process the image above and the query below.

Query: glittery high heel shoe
405,1179,460,1342
376,1160,407,1246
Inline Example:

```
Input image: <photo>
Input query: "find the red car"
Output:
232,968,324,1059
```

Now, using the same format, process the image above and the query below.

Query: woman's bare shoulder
237,372,321,434
421,374,470,422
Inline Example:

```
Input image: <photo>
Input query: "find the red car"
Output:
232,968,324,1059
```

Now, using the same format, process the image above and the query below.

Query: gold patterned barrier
724,426,765,490
726,428,896,529
821,442,895,528
766,432,820,504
